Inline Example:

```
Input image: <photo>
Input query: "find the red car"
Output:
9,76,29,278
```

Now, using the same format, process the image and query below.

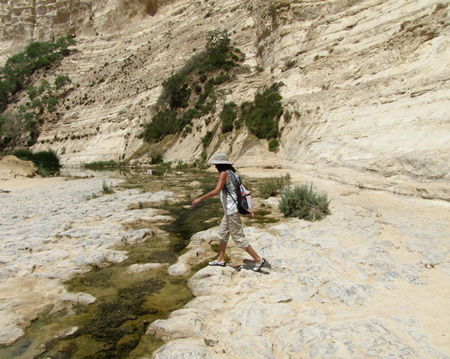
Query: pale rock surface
149,308,206,341
150,173,450,358
152,338,214,359
0,177,175,346
128,262,168,273
168,233,217,276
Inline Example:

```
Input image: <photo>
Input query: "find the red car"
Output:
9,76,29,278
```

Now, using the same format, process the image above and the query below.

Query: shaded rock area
0,177,175,346
150,174,450,358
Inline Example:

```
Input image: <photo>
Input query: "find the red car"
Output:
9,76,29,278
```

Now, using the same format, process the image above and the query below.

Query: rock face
0,0,158,43
1,0,449,201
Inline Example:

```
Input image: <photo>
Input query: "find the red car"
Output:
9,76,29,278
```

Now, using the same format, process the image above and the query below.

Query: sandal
253,258,266,271
209,260,226,267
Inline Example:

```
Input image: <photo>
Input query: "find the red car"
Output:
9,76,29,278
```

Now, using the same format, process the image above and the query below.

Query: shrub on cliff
142,30,241,143
240,83,283,141
279,184,331,221
160,73,192,110
0,35,76,113
220,102,237,133
202,131,213,148
142,110,178,142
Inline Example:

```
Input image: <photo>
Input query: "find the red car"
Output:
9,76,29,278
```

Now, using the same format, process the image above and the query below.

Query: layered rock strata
1,0,449,201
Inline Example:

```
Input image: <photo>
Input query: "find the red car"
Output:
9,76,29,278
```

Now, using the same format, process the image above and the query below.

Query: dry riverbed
0,168,449,358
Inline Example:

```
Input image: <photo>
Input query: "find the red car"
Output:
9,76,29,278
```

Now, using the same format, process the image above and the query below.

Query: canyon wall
1,0,449,199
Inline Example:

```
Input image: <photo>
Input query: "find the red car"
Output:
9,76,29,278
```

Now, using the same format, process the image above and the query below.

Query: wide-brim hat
209,153,233,165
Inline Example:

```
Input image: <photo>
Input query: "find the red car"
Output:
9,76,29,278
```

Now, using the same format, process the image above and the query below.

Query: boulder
0,156,38,179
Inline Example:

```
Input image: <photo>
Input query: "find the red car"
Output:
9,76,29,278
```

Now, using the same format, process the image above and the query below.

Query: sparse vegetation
141,30,243,143
175,160,189,169
85,193,98,201
151,154,164,164
84,160,118,168
0,35,76,113
0,36,76,150
285,59,296,69
259,173,291,199
268,138,279,152
102,180,114,194
201,131,213,148
278,184,331,221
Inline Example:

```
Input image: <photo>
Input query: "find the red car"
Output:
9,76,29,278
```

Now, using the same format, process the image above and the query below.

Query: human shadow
230,258,271,275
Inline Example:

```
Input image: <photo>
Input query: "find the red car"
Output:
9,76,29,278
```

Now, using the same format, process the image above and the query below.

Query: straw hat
209,153,233,165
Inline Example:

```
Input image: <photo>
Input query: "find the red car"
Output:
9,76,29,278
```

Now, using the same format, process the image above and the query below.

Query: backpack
224,171,254,215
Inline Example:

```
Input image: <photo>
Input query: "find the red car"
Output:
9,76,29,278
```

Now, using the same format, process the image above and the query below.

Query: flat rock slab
0,177,175,346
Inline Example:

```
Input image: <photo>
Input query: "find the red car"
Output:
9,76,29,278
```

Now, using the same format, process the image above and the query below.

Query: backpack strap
228,170,241,186
223,170,239,206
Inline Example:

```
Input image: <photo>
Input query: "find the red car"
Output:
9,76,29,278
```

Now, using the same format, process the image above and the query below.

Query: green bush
220,102,237,133
30,149,60,170
151,154,164,164
54,74,71,90
175,160,189,169
37,163,49,177
269,138,279,151
202,131,213,148
260,173,291,199
141,110,178,142
0,35,75,113
142,29,242,144
84,160,117,168
161,73,192,109
13,148,33,160
241,83,282,140
13,148,60,173
278,184,331,221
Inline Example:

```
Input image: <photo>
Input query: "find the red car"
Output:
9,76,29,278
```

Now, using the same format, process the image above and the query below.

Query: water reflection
59,166,125,178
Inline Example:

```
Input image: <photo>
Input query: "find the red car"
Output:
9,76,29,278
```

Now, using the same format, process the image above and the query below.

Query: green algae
0,170,277,359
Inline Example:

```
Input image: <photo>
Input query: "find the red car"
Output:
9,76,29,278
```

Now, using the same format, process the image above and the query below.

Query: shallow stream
0,168,276,358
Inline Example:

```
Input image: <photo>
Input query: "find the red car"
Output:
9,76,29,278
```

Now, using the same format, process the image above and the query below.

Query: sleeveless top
220,170,240,215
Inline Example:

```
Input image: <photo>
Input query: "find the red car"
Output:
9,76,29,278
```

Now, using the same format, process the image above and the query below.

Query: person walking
192,153,266,271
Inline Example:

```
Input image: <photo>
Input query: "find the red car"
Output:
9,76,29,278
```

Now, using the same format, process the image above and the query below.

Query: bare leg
217,241,228,262
244,245,262,263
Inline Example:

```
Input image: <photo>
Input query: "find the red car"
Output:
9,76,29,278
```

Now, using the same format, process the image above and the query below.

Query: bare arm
192,171,229,207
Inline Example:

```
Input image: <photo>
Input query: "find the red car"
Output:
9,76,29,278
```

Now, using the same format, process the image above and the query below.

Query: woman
192,153,266,271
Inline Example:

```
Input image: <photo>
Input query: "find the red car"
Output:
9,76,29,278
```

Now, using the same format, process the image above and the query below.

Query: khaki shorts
218,212,249,249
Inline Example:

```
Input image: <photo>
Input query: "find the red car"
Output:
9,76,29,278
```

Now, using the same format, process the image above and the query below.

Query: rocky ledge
0,176,176,346
150,177,450,358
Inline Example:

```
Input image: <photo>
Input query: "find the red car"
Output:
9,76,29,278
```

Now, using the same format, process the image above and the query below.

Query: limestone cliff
1,0,449,200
